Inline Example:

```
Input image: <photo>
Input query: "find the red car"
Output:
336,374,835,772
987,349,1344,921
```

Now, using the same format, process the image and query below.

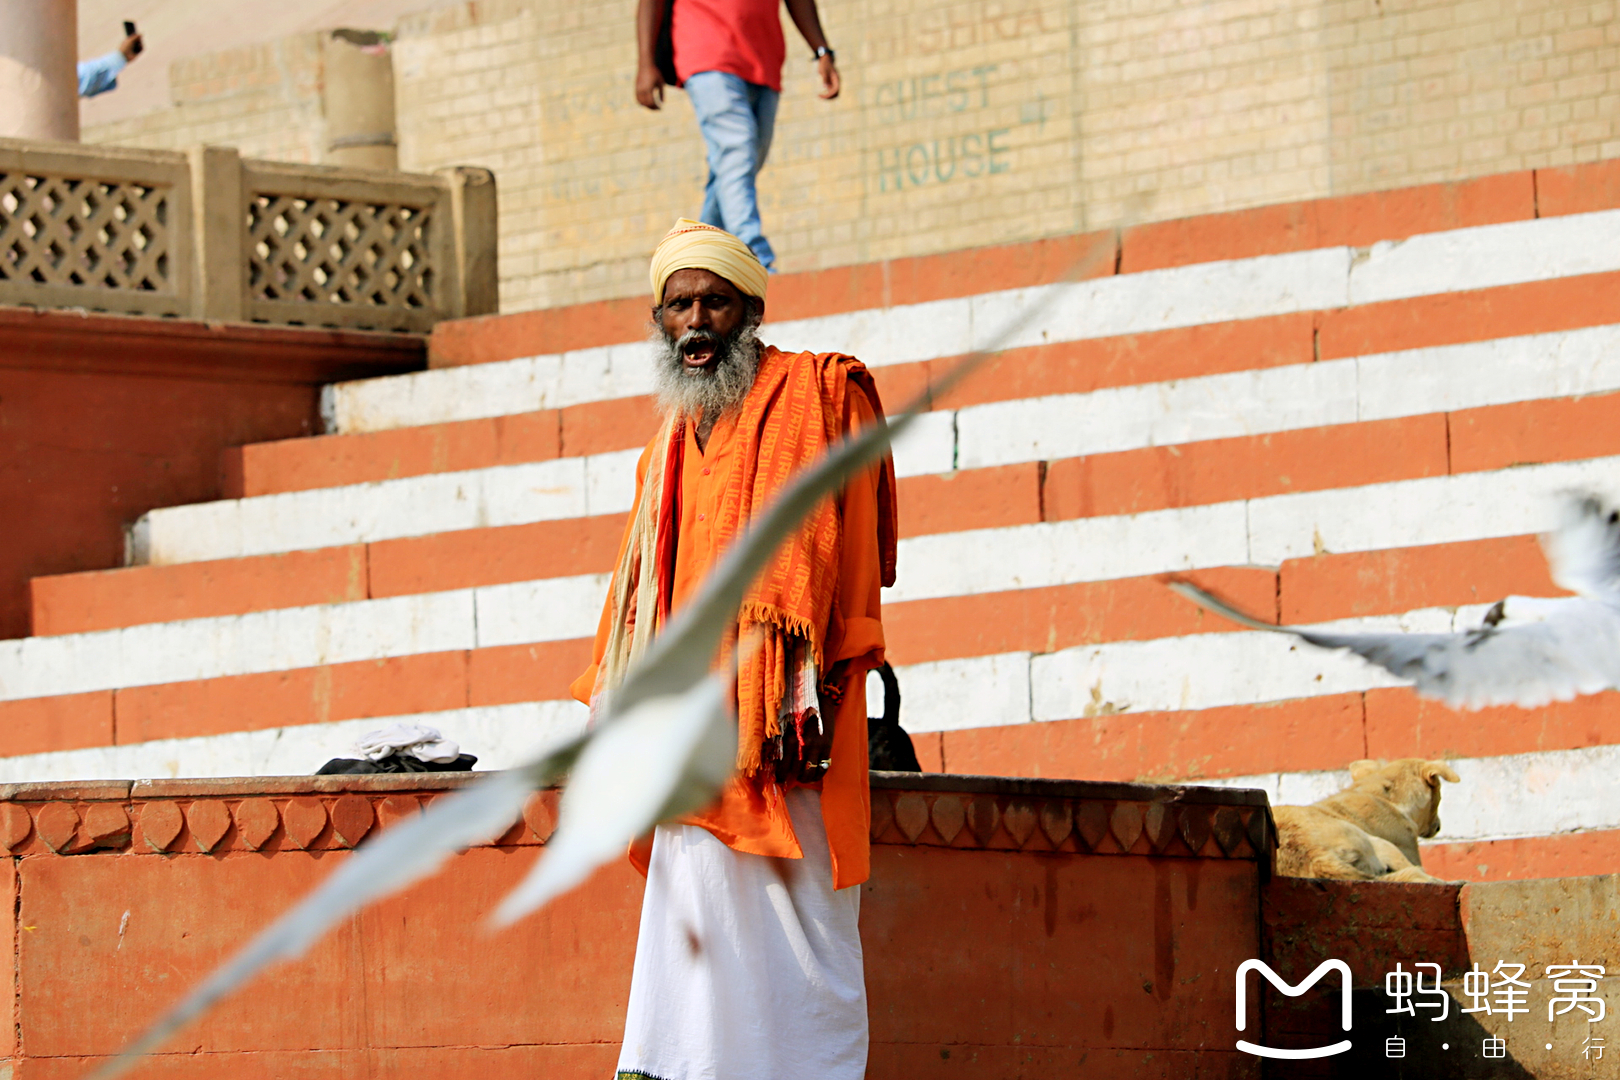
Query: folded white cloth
351,723,461,764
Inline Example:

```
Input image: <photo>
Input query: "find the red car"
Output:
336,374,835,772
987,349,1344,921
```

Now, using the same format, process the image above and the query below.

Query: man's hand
797,659,849,782
816,54,840,100
797,713,833,782
119,33,143,62
635,62,665,110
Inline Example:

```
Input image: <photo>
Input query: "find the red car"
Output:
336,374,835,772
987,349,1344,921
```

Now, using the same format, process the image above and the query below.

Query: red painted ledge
0,305,426,385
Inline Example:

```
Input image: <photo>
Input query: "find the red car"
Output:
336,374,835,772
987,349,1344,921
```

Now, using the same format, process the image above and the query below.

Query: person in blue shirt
78,30,143,98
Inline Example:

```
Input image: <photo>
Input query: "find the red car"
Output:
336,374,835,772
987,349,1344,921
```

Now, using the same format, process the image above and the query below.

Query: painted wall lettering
872,66,998,125
873,128,1011,192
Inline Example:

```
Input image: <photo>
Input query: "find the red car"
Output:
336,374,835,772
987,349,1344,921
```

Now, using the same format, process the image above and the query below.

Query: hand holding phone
123,20,143,57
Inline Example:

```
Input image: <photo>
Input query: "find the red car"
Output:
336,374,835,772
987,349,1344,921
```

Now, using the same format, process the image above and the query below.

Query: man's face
658,268,755,373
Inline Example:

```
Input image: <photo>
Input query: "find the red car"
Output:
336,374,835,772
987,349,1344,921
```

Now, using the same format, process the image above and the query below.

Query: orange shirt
571,379,886,889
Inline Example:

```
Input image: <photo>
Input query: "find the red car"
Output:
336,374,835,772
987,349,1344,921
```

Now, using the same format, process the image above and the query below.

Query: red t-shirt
672,0,786,92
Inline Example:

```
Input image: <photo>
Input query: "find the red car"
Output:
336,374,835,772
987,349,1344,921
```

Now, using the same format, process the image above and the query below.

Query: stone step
422,168,1554,369
136,314,1620,569
335,207,1620,437
0,559,1565,765
41,383,1620,636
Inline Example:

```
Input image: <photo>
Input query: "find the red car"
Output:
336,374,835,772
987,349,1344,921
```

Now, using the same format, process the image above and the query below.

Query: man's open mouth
681,335,720,369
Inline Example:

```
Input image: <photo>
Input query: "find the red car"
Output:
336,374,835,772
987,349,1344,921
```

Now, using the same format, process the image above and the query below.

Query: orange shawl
588,346,898,774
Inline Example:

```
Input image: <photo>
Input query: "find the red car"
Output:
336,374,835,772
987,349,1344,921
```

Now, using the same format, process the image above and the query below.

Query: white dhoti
615,787,868,1080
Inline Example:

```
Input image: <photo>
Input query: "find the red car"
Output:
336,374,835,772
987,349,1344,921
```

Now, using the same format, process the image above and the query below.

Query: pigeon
1169,493,1620,710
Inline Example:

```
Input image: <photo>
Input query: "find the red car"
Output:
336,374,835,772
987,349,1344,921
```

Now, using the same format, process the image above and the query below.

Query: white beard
651,312,763,420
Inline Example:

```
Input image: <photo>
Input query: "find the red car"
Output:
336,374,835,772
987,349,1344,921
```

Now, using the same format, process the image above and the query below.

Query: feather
1169,492,1620,710
492,672,736,925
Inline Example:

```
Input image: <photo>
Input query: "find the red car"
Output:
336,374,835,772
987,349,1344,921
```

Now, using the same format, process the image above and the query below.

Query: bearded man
570,218,896,1080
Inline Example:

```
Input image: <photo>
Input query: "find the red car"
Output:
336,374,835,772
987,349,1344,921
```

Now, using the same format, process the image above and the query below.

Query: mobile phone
123,20,143,55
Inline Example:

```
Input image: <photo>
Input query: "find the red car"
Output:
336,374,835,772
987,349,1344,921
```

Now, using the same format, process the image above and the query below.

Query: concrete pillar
0,0,80,141
323,30,397,171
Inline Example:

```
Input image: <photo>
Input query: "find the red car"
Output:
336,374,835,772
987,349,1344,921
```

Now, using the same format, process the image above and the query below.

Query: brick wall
83,0,1620,312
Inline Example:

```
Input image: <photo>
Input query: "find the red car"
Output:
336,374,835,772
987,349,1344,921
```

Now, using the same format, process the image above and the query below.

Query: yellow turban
649,218,768,305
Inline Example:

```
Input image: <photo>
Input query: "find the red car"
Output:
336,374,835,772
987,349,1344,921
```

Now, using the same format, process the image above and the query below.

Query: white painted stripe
322,341,656,434
1205,744,1620,847
888,500,1251,604
893,653,1034,733
1244,454,1620,566
0,575,608,701
956,359,1360,469
898,605,1493,734
131,452,637,565
897,454,1620,603
328,210,1620,435
1347,211,1620,307
474,574,612,648
1354,322,1620,419
0,701,590,783
959,322,1620,470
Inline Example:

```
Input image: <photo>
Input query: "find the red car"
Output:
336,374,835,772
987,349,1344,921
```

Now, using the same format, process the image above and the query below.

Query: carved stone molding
0,774,1273,867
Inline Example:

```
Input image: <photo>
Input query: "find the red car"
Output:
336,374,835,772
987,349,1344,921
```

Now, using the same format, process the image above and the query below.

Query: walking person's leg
685,70,777,269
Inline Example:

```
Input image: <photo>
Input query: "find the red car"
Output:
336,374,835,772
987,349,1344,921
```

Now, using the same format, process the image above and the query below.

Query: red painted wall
0,307,422,640
0,774,1270,1079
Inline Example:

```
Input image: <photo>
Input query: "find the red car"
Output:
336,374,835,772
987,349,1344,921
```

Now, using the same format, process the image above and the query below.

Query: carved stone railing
869,771,1274,862
0,138,496,332
0,772,1273,865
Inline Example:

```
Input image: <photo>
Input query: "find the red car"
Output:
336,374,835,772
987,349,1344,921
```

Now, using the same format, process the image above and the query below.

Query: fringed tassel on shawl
589,416,681,725
734,603,824,775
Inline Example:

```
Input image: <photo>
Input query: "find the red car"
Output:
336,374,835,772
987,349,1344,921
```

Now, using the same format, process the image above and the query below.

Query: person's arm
784,0,840,100
77,50,127,99
634,0,666,110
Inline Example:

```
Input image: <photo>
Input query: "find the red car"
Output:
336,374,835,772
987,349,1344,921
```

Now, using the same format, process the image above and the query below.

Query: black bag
655,0,679,87
867,662,920,772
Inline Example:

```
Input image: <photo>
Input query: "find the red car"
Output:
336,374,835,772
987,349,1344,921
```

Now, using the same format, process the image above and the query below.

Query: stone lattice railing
0,138,496,332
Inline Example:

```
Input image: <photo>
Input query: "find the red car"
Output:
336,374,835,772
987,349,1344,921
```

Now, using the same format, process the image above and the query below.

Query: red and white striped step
8,161,1620,883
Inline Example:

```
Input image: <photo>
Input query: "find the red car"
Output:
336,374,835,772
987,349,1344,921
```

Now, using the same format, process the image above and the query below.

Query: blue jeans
685,71,780,270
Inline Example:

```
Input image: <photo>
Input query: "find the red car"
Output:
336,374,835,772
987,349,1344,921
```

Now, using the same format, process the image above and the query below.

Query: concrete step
421,168,1557,370
41,384,1620,636
338,208,1620,437
223,261,1620,510
137,313,1620,568
0,532,1566,763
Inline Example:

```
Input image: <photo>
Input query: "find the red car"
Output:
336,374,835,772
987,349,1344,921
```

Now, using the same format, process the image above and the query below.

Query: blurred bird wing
1543,493,1620,601
1170,581,1620,710
1297,604,1620,708
492,671,736,926
90,753,576,1079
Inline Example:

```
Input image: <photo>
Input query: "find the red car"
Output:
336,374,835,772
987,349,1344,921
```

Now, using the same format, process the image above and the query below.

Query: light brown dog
1273,758,1461,884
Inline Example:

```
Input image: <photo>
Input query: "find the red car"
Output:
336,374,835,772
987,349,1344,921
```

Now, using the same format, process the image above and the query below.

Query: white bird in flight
1171,493,1620,710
